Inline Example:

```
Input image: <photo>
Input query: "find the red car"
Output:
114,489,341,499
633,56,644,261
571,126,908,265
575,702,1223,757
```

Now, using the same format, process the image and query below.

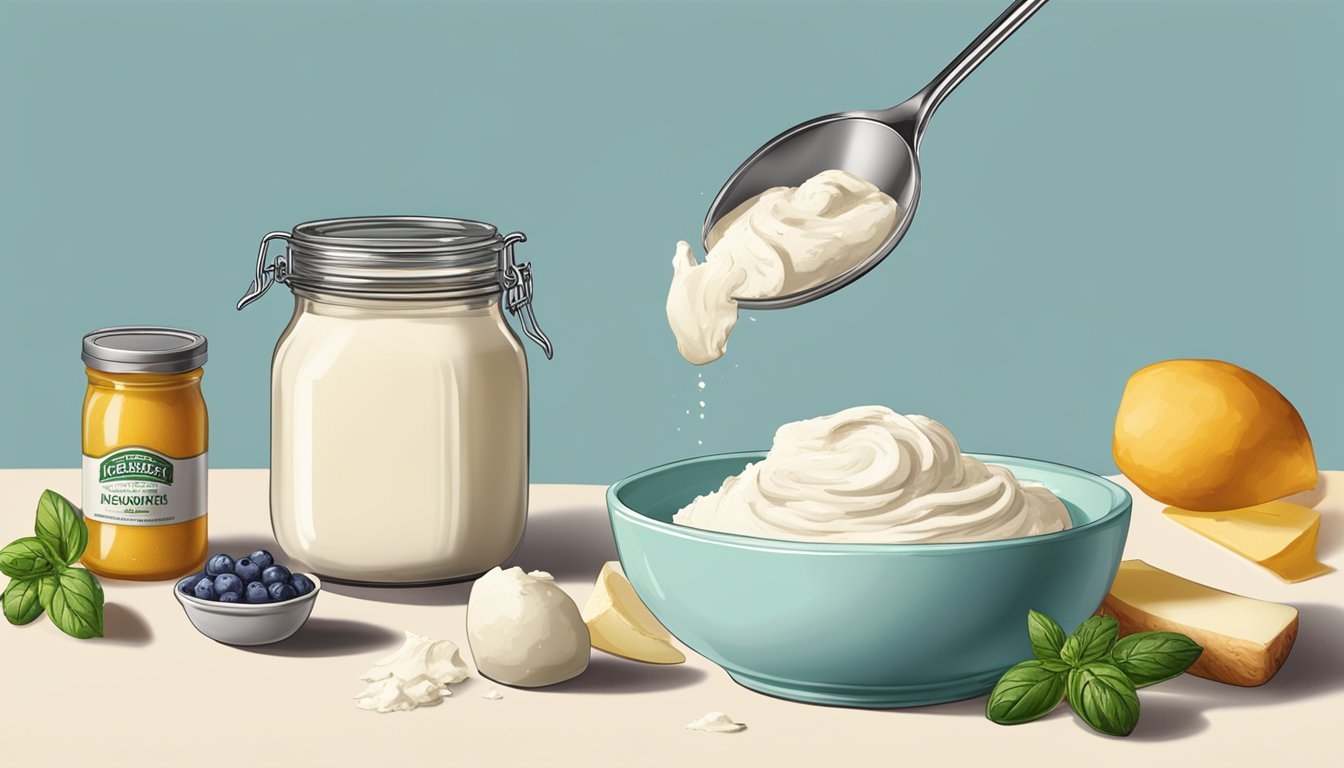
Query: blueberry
245,581,270,603
233,557,261,583
205,554,235,577
268,582,298,602
288,573,316,596
193,577,216,600
213,573,243,596
178,572,206,594
218,591,242,603
262,565,291,586
248,550,275,570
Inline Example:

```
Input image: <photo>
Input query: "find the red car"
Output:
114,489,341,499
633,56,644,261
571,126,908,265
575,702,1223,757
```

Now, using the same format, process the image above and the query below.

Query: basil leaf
1060,615,1119,666
1067,662,1140,737
38,566,104,639
986,660,1068,725
1040,659,1071,674
1027,609,1068,661
3,577,50,625
0,537,59,579
1110,631,1203,688
34,490,88,565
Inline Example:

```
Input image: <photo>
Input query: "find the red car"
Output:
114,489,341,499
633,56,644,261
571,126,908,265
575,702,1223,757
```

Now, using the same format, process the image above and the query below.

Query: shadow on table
212,531,479,606
102,603,152,646
212,532,468,607
321,503,614,606
240,617,401,658
83,534,294,591
1197,601,1344,701
507,504,616,582
889,603,1344,742
534,653,709,695
323,580,475,607
901,682,1213,742
1146,601,1344,707
1283,474,1331,511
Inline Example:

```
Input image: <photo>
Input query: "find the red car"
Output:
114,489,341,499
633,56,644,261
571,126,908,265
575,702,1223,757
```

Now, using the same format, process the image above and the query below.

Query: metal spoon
702,0,1051,310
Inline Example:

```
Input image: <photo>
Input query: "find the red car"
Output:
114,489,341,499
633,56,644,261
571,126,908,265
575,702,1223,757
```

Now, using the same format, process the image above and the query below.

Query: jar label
82,447,207,526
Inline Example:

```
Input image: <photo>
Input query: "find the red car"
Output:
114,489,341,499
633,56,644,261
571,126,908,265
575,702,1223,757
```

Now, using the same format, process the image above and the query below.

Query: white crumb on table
686,711,746,733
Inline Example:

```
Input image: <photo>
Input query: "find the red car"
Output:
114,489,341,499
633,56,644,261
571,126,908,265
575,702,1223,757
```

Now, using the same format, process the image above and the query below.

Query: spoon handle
903,0,1051,149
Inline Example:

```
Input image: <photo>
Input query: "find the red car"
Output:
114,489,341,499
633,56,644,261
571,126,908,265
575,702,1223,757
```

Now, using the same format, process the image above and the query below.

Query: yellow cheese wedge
1099,560,1298,687
581,562,685,665
1163,501,1333,583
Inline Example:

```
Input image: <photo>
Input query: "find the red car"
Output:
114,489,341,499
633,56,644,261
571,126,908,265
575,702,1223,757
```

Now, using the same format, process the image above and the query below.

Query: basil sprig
986,609,1202,737
36,490,90,564
985,660,1068,725
1110,631,1205,688
1,490,105,638
1060,615,1120,667
1067,662,1140,737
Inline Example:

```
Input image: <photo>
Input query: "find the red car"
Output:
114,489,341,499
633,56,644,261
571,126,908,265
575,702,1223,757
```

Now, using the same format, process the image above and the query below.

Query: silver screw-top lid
285,216,508,300
237,216,555,358
82,326,208,374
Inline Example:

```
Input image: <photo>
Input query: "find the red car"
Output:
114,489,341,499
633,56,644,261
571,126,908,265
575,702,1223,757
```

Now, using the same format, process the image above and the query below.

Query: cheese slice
1163,500,1333,583
582,561,685,665
1099,560,1298,686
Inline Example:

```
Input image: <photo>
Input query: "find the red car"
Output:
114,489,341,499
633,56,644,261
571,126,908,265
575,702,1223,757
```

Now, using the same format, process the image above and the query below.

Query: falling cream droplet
697,440,703,446
699,414,705,420
698,381,706,390
699,401,706,408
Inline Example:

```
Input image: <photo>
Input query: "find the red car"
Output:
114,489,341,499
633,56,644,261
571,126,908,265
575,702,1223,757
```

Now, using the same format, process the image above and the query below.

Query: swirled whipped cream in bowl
673,406,1071,544
606,410,1132,708
665,169,899,365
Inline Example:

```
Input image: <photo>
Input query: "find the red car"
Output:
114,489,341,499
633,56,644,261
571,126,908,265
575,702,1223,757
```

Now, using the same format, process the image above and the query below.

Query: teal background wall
1,0,1340,482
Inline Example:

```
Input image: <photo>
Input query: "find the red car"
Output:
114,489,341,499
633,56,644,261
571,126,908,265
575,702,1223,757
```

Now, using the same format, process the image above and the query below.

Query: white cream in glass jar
237,217,553,584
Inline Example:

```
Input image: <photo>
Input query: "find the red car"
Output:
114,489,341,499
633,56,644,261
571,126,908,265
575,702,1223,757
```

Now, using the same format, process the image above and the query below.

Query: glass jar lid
82,326,208,374
237,216,554,358
281,216,506,300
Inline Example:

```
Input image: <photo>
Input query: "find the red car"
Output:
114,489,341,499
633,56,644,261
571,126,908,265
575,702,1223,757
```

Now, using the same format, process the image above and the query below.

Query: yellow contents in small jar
80,327,209,580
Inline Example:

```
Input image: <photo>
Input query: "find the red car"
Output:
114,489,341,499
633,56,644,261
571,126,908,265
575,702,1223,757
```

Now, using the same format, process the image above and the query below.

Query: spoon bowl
702,115,920,310
702,0,1050,309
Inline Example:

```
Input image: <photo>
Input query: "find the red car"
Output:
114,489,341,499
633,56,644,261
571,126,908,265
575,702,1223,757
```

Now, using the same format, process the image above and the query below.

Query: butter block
1163,500,1333,583
582,561,685,665
1099,560,1298,687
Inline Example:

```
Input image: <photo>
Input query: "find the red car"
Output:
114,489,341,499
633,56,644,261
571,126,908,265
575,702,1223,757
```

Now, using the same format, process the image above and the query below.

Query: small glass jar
81,327,209,580
238,217,552,585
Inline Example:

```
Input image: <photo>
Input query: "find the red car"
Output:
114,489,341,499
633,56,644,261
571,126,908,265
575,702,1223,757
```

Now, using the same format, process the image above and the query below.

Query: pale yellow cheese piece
581,562,685,665
1100,560,1299,686
1163,500,1333,583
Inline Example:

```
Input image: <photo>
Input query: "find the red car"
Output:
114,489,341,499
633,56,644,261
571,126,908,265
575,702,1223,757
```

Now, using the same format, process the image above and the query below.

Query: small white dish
173,575,321,646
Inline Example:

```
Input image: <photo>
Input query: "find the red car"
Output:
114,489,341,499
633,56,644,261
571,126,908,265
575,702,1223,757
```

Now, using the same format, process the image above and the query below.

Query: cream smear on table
686,712,747,733
673,406,1071,544
354,631,471,713
665,169,898,365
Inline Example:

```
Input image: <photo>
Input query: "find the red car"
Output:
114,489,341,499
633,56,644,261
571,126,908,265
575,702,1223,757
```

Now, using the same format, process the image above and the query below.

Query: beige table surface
0,468,1340,766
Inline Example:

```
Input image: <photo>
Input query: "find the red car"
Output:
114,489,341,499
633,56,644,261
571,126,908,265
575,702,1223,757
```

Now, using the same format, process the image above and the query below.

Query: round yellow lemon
1113,359,1317,511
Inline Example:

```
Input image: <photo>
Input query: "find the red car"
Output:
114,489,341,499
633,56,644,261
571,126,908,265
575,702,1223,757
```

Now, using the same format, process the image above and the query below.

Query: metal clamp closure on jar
236,216,553,358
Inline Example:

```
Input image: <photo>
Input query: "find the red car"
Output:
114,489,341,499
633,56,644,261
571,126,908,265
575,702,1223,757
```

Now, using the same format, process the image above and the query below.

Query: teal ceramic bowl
607,452,1130,708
